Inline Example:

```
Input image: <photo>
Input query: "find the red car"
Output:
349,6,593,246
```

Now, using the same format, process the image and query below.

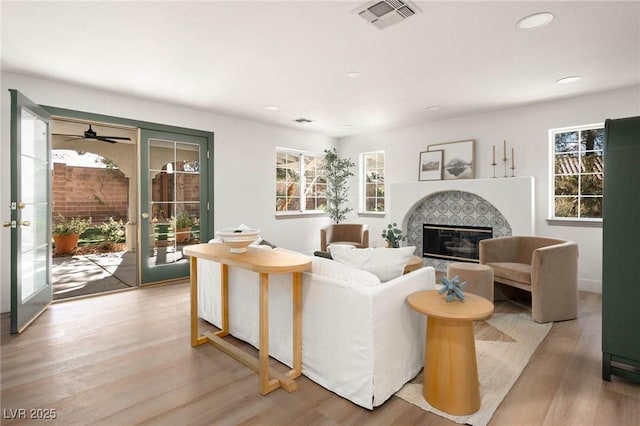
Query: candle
492,145,496,163
512,147,515,168
503,140,507,160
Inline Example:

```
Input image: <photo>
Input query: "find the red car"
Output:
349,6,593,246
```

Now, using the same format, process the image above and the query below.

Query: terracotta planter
175,227,192,243
53,234,79,255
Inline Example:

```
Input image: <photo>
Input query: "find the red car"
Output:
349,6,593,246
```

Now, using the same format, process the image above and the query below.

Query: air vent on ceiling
355,0,419,29
293,118,313,124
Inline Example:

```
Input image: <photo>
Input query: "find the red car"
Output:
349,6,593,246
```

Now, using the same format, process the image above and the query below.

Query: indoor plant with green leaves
381,223,406,248
323,148,356,223
52,214,92,255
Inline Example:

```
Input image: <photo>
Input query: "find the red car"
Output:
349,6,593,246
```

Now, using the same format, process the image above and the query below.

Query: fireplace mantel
389,176,535,236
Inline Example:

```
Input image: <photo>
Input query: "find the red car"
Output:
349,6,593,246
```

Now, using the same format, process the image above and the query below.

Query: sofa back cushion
330,246,416,282
312,255,381,287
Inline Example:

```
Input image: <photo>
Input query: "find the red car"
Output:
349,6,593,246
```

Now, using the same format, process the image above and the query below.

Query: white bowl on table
215,229,260,253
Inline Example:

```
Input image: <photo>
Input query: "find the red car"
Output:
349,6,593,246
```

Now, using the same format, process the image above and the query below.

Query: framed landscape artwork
428,139,475,180
418,150,443,181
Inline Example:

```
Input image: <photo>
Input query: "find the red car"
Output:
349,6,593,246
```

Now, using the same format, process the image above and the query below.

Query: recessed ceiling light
556,76,582,84
426,106,442,111
346,71,360,79
341,124,353,129
263,105,280,111
517,12,554,30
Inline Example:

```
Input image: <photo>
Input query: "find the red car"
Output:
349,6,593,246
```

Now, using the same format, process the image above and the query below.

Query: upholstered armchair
479,236,578,323
320,224,369,252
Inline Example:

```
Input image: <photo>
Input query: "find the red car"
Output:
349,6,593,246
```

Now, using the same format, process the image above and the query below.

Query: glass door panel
140,130,208,284
9,90,52,333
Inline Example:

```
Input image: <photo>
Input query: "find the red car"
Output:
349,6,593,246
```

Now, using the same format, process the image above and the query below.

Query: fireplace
423,224,493,263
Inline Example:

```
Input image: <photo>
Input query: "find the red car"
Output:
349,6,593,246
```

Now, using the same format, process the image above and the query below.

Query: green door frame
42,105,214,284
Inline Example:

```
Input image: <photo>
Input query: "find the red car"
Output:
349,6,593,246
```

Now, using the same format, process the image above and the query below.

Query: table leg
424,316,480,415
190,256,198,346
288,272,302,379
259,272,279,395
190,257,207,347
215,263,229,338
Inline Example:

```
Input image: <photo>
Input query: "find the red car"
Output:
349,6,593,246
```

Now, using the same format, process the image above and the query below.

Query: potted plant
381,223,406,248
323,148,355,223
172,212,195,243
52,214,92,255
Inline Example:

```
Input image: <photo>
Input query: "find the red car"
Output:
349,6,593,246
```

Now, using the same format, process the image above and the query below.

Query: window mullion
299,154,305,212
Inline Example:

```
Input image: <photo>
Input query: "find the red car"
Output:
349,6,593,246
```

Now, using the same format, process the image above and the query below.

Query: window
551,124,604,220
276,149,326,213
361,151,385,213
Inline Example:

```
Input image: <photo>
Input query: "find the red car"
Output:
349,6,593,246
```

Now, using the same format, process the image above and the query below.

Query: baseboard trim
578,278,601,293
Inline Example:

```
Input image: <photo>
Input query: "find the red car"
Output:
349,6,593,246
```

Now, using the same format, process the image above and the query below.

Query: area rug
395,299,552,426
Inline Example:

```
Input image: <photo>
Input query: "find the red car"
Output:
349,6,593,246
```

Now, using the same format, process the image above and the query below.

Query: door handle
3,221,12,228
141,213,149,219
19,220,31,227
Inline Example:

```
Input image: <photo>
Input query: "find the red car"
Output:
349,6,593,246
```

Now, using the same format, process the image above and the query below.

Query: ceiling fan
53,124,131,144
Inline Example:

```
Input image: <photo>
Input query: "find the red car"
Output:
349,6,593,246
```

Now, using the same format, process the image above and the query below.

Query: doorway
44,107,213,298
51,117,138,299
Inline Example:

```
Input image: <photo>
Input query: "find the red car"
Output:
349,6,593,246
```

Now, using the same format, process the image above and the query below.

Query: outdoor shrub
52,215,92,236
100,217,125,244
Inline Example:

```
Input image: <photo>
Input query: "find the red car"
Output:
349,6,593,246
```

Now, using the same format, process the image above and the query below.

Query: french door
139,129,210,284
8,89,52,334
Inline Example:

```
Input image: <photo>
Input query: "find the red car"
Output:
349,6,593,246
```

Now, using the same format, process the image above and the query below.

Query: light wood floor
1,283,638,426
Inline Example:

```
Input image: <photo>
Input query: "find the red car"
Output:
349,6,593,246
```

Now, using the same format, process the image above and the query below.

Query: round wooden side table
407,290,493,415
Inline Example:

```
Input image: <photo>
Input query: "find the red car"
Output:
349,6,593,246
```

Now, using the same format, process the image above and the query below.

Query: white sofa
197,247,436,409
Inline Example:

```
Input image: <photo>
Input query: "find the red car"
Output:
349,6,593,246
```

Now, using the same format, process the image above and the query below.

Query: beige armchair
479,236,578,323
320,224,369,252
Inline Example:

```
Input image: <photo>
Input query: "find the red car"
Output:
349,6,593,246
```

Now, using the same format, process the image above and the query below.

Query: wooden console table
407,290,493,415
184,243,312,395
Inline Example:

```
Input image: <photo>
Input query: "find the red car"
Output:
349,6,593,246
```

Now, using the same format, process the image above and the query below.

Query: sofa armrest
531,241,578,322
480,237,519,264
320,226,331,251
361,228,370,248
369,266,436,405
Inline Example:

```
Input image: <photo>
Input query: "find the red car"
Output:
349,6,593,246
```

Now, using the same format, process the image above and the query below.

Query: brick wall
52,163,129,223
151,172,200,220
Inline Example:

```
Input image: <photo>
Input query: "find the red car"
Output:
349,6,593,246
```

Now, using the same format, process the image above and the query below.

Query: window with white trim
276,148,326,213
550,124,604,220
361,151,385,213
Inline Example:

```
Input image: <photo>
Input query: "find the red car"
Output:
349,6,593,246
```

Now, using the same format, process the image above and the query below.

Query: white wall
0,72,336,313
338,86,640,293
3,74,638,314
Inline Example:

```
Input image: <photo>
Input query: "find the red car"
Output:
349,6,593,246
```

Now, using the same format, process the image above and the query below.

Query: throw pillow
258,238,277,248
330,245,416,282
313,250,332,259
312,256,381,287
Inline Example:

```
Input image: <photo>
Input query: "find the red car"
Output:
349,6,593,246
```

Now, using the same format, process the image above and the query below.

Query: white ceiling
2,1,639,138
